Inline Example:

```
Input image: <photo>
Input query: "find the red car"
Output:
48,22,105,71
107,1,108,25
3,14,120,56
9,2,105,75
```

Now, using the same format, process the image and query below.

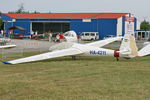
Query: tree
140,20,150,30
0,19,3,29
16,3,25,13
0,12,3,29
8,3,28,13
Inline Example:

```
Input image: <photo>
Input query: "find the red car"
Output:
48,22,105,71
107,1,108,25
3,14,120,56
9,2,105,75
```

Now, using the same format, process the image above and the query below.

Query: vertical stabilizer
119,33,138,58
129,35,138,57
119,13,138,58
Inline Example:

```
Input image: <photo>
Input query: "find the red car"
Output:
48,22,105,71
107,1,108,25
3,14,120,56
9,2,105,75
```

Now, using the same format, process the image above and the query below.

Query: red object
125,16,135,22
4,13,128,19
59,34,64,39
77,35,80,39
114,50,119,57
14,33,24,39
114,50,120,61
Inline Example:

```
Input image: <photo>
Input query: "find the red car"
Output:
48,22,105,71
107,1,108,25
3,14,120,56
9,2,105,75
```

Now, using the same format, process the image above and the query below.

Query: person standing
1,30,4,37
49,32,52,42
30,31,34,39
3,30,6,37
35,31,38,36
9,30,13,39
59,33,64,42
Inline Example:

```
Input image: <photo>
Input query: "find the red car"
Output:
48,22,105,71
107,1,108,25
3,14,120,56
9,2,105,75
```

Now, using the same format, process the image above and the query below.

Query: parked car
80,32,99,41
103,35,115,40
103,35,123,41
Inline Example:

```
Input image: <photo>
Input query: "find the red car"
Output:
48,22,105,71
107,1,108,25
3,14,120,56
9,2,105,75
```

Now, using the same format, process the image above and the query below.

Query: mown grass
0,52,150,100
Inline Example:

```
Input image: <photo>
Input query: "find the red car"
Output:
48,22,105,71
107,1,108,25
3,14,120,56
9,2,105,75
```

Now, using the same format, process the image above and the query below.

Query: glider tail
119,33,138,58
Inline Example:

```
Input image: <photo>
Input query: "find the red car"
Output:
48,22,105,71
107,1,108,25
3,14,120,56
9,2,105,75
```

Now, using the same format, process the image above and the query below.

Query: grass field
0,52,150,100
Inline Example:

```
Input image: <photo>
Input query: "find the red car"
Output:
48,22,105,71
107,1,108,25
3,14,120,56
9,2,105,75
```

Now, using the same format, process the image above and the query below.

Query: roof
3,13,128,19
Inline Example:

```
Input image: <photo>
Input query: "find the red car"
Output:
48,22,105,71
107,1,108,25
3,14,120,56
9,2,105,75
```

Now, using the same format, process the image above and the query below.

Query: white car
103,35,115,40
80,32,99,41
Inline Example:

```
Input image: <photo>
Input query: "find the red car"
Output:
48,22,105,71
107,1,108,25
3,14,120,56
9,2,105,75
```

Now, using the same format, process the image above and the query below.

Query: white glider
3,36,122,64
3,30,150,65
63,30,78,43
0,36,16,49
55,30,78,43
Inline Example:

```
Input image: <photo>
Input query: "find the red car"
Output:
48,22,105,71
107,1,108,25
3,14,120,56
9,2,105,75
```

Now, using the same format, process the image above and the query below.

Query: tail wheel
114,49,119,61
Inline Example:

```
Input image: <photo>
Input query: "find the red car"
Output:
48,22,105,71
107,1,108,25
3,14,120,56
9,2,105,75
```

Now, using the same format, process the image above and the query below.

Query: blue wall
98,19,117,39
2,14,136,39
70,19,98,35
70,19,117,39
4,19,30,36
13,19,30,35
122,16,125,36
1,14,12,21
4,22,12,37
134,18,137,31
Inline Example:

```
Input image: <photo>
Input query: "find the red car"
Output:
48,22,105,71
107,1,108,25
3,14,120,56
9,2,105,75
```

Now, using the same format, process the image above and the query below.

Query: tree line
0,3,41,30
140,20,150,30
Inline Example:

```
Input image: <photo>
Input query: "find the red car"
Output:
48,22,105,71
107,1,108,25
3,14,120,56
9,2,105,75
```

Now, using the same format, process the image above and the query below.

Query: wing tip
3,61,13,65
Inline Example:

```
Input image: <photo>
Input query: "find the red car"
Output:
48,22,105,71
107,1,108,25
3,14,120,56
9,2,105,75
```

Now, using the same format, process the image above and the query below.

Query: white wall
124,14,135,34
136,20,141,30
117,17,123,36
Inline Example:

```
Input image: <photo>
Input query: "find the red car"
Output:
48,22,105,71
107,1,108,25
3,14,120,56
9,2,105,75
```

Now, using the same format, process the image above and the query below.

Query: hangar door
32,22,70,34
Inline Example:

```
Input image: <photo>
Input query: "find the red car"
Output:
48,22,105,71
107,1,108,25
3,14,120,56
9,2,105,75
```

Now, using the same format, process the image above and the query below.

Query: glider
3,32,150,65
3,35,122,64
54,30,78,43
63,30,78,43
0,36,16,49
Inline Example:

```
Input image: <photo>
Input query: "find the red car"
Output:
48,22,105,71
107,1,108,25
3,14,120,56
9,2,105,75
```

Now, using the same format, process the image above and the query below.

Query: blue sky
0,0,149,21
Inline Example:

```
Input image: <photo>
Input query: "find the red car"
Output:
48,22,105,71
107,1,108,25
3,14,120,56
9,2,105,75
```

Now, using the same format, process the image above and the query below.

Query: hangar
0,13,140,39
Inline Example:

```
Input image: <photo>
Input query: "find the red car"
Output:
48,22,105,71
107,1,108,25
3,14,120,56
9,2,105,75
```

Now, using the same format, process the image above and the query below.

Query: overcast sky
0,0,150,22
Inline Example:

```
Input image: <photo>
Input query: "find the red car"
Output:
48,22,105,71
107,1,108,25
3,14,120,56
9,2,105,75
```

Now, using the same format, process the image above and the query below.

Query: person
56,33,60,42
0,30,2,37
59,33,64,42
44,32,49,40
9,30,13,39
1,30,3,36
30,31,34,39
3,30,6,37
48,32,52,42
35,31,38,36
138,35,141,40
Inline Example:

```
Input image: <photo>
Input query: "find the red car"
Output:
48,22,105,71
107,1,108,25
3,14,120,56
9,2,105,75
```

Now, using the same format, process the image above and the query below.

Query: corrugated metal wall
70,19,118,39
70,19,98,35
13,19,30,35
98,19,117,39
1,14,138,40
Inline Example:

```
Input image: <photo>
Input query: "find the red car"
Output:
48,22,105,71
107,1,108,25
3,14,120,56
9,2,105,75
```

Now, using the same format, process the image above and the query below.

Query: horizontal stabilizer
138,44,150,57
